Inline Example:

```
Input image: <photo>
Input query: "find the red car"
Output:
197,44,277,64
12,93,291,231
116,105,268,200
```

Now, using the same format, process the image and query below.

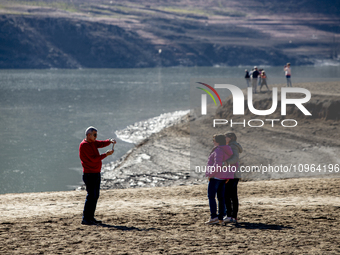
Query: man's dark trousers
82,173,101,221
225,179,239,218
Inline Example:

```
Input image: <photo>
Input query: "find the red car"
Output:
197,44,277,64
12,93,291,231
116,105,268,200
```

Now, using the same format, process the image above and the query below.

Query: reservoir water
0,65,339,194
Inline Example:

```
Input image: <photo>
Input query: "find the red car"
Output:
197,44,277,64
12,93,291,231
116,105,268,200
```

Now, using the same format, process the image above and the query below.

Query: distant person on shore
260,70,270,92
245,69,250,87
258,69,263,87
251,66,260,94
205,134,233,225
223,133,243,224
284,63,292,87
79,126,116,225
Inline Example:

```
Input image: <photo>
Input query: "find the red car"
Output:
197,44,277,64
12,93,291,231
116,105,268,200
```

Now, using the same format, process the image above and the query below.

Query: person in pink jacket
205,134,233,224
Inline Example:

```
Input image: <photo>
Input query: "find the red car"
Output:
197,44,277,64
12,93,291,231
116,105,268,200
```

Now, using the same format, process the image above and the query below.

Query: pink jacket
206,145,233,179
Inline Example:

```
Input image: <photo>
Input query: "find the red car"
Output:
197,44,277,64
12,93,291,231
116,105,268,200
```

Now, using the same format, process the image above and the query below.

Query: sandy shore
1,178,339,254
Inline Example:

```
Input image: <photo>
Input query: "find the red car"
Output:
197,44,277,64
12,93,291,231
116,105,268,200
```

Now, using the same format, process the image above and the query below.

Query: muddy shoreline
95,81,340,191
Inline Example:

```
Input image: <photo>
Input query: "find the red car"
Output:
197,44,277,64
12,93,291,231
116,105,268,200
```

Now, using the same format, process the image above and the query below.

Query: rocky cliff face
0,15,310,69
0,0,339,69
0,16,159,69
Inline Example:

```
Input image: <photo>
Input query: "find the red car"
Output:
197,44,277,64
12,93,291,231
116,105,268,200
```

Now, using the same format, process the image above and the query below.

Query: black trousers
82,173,101,221
225,179,239,218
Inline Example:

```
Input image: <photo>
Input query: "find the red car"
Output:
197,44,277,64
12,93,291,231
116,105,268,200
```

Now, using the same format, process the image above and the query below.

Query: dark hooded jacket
226,141,243,178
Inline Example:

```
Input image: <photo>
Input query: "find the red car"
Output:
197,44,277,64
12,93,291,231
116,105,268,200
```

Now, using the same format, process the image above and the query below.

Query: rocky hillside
0,0,339,69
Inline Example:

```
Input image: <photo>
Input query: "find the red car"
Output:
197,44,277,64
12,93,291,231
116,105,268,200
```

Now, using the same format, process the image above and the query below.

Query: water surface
0,66,339,194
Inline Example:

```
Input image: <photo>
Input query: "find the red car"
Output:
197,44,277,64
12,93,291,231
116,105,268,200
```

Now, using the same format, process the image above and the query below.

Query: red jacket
79,139,111,173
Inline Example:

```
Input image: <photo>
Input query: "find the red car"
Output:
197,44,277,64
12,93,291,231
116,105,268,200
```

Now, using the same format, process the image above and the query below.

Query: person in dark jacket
245,69,250,87
223,132,243,224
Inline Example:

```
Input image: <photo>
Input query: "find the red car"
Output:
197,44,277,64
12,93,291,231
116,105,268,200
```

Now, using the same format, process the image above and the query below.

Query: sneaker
205,217,219,225
81,219,97,225
92,218,102,224
223,216,237,223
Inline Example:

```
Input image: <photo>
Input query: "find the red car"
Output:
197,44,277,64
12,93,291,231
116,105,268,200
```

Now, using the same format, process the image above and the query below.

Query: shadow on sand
229,222,293,230
98,223,158,231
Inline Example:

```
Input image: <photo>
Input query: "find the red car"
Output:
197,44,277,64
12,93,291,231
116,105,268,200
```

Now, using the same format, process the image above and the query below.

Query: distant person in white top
284,63,292,87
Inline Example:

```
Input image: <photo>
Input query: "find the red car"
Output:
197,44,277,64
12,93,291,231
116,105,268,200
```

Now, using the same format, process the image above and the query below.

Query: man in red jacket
79,126,115,225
